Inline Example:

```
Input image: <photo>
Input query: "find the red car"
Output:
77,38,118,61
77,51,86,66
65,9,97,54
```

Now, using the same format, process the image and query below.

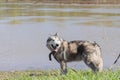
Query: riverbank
0,68,120,80
1,0,120,4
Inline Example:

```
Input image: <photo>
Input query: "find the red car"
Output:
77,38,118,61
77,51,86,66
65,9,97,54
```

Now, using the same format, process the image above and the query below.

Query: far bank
1,0,120,4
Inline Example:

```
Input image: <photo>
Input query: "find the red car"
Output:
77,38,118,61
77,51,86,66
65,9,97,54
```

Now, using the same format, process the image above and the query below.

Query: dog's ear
55,32,58,37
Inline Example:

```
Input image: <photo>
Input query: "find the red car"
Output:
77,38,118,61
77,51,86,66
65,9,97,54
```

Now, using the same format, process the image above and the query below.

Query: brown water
0,3,120,71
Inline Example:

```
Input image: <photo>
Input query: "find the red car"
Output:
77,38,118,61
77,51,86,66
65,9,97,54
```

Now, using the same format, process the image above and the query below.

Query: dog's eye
47,38,52,42
56,44,59,46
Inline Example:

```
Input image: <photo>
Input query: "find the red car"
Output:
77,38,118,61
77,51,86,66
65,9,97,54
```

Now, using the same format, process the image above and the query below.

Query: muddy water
0,3,120,71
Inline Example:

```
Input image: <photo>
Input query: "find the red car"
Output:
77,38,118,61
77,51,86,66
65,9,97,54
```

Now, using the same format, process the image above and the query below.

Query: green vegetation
0,68,120,80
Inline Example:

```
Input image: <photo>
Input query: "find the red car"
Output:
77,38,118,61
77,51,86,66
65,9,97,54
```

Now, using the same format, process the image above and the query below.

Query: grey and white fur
46,33,103,74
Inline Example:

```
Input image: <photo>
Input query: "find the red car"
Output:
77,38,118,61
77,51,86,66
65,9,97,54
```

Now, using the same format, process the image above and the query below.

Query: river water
0,3,120,71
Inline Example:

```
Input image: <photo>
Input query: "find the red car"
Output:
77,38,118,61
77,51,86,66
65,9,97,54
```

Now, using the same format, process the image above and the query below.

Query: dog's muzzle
47,43,59,52
51,44,59,50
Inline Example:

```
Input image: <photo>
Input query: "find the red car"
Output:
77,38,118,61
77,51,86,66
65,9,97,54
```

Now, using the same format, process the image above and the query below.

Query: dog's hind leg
85,61,98,72
60,61,67,75
83,58,103,73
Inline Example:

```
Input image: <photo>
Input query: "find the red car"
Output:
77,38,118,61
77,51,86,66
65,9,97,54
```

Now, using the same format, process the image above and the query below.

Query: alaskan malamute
46,33,103,74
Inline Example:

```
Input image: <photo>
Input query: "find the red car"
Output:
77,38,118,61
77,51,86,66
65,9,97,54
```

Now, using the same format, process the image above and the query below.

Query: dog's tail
109,53,120,70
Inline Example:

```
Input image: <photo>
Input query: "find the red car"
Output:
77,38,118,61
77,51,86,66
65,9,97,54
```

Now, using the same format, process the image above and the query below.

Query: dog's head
46,33,63,52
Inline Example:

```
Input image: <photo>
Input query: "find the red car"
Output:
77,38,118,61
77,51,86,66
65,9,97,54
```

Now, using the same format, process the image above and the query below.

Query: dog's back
61,40,103,72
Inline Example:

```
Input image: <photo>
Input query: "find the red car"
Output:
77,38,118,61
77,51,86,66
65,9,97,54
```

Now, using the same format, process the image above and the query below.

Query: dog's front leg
60,61,67,75
49,51,56,61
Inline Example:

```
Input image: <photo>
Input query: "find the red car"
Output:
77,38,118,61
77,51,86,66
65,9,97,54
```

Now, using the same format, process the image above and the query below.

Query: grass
0,68,120,80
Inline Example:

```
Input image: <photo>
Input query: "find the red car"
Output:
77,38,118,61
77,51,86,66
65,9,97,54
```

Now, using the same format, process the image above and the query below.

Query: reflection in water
0,3,120,71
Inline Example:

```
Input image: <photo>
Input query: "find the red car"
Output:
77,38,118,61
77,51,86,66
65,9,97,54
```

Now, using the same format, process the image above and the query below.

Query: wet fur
49,51,56,61
47,34,103,74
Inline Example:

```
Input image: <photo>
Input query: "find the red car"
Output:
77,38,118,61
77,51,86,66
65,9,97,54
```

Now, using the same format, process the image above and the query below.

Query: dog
46,33,103,74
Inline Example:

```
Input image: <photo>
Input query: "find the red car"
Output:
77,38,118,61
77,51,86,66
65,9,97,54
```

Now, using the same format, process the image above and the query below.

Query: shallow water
0,3,120,71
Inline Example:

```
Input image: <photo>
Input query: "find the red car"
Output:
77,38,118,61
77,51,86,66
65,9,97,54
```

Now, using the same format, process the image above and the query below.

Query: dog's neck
55,40,68,53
